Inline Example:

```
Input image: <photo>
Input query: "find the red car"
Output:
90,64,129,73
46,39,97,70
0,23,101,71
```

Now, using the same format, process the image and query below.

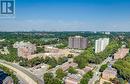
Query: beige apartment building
13,41,36,59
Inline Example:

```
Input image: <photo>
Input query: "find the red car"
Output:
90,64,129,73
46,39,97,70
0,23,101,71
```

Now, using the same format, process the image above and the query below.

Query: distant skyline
0,0,130,31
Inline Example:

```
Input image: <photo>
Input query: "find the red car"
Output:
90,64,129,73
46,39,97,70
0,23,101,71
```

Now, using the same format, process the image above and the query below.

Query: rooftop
103,67,117,75
67,74,81,81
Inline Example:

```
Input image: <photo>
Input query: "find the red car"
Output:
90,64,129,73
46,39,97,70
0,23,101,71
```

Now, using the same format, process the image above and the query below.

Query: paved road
88,56,112,84
0,60,44,84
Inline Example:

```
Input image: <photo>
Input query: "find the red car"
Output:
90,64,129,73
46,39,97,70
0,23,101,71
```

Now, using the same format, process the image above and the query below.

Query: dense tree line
74,47,95,68
36,46,45,53
56,43,67,49
19,56,68,68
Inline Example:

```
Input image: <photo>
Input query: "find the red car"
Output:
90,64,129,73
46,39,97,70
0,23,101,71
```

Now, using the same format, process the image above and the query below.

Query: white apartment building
95,38,109,53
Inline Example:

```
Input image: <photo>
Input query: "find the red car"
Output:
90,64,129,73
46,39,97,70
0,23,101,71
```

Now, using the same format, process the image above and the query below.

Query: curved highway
0,60,44,84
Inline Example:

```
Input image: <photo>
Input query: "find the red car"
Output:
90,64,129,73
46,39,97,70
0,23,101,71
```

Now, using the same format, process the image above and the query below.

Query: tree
44,72,53,79
110,78,120,84
56,68,67,79
68,66,77,74
19,61,28,67
53,78,62,84
28,57,41,67
80,71,93,84
99,64,107,72
67,54,74,58
43,72,62,84
74,57,87,69
44,73,54,84
57,57,68,65
47,57,57,68
56,43,67,49
36,46,44,53
118,78,126,84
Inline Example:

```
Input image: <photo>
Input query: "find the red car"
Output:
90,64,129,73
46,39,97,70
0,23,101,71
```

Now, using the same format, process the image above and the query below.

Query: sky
0,0,130,31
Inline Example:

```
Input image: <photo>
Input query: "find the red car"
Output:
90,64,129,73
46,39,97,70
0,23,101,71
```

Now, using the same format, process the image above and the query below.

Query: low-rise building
102,67,117,80
65,74,82,84
61,62,78,71
44,45,59,53
82,66,93,73
76,66,93,76
0,70,14,84
114,48,129,59
29,64,49,78
13,41,36,59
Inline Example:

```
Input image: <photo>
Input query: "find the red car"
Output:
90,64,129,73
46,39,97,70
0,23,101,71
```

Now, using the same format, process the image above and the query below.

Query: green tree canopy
56,68,67,79
68,66,77,74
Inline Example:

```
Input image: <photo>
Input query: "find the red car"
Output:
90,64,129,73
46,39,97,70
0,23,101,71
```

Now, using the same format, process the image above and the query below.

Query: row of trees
74,40,121,69
56,43,67,49
19,56,68,68
0,64,19,84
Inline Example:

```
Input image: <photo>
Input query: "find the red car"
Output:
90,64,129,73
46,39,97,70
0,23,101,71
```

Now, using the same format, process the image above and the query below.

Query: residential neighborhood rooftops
61,62,78,71
114,48,129,59
83,66,93,73
102,67,117,80
65,74,82,84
